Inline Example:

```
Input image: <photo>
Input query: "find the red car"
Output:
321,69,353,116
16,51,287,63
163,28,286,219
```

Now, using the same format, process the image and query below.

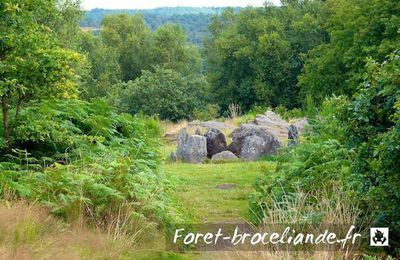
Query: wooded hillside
81,7,241,44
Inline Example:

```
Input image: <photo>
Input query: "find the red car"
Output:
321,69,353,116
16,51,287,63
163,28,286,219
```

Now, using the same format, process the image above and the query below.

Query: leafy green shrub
305,95,350,144
273,105,287,119
298,0,400,106
11,100,157,159
250,97,353,224
250,139,354,223
248,105,268,116
121,67,209,121
251,52,400,255
0,99,181,231
339,51,400,252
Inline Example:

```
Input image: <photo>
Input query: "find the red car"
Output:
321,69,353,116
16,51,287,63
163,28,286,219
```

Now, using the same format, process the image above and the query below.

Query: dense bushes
340,52,400,251
121,67,209,121
251,52,400,254
250,139,354,223
0,100,179,230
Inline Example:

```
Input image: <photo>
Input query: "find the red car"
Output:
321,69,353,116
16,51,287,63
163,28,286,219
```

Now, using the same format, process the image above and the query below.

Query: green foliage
252,52,400,254
309,96,349,143
151,23,201,75
78,31,121,99
121,67,209,121
80,13,204,109
304,93,318,118
274,105,303,121
250,139,354,223
0,0,86,99
204,2,328,112
48,0,84,49
0,0,88,146
81,7,241,45
298,0,400,104
101,14,153,82
0,100,180,229
100,14,201,82
12,100,136,157
340,51,400,251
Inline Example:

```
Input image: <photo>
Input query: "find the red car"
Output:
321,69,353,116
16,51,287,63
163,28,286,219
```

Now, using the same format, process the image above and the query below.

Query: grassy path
136,144,275,260
143,161,275,260
137,143,276,259
164,161,275,223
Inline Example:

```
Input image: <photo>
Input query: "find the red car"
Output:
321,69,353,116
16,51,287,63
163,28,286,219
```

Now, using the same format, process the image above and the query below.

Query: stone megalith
204,128,227,158
227,124,281,160
176,128,207,163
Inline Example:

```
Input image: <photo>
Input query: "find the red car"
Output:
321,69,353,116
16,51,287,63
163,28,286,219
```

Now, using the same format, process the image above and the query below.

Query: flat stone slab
211,150,238,162
215,184,237,190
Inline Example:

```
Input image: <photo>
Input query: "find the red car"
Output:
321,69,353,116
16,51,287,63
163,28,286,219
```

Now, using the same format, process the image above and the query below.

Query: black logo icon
372,229,387,244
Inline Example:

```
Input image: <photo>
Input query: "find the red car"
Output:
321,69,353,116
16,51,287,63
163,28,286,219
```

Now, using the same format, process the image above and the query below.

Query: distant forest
81,7,241,45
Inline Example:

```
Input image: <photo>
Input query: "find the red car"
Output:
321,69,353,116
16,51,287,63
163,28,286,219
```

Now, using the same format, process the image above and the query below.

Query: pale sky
81,0,279,10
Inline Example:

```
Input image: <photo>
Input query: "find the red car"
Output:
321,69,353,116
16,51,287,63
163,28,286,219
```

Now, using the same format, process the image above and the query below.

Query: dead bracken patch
0,201,141,259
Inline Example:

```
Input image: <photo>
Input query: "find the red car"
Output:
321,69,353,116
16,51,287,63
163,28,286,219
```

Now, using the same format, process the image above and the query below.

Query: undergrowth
0,100,181,235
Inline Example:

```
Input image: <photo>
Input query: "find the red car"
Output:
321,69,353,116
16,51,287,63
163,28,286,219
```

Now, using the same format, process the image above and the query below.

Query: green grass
161,141,177,161
137,142,276,259
164,161,275,223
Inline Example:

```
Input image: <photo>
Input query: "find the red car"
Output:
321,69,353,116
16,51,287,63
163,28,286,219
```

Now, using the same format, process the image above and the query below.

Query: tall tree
150,23,201,75
78,31,121,99
0,0,85,146
298,0,400,104
204,2,328,112
101,14,152,81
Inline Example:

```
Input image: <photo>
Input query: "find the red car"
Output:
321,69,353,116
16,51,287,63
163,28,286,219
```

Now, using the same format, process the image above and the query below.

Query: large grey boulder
240,135,266,161
254,111,289,128
176,128,207,163
227,124,281,160
253,111,289,141
251,110,309,142
204,128,227,158
211,151,239,163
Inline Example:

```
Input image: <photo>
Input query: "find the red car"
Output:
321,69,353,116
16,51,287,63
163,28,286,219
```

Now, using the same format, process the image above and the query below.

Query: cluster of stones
171,111,305,164
172,125,281,163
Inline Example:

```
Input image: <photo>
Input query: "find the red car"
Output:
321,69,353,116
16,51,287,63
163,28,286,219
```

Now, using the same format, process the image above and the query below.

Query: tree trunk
15,94,22,122
1,94,10,146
